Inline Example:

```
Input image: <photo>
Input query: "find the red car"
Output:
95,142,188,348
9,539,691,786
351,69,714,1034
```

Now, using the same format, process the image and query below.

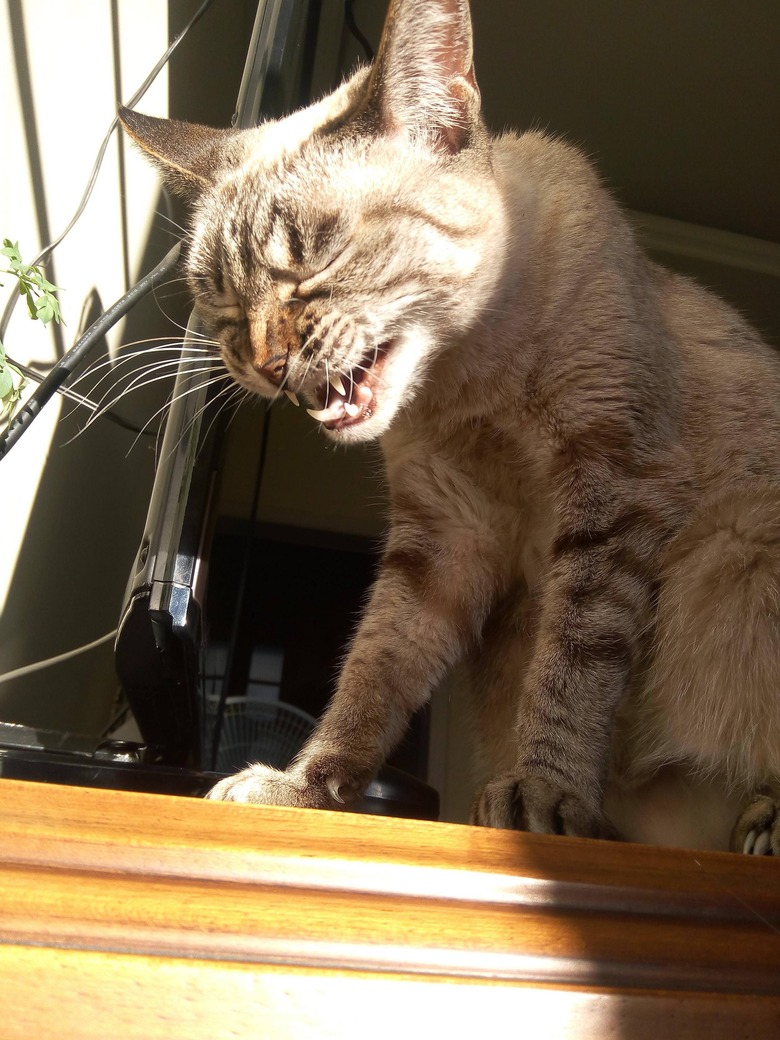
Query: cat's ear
365,0,480,154
118,107,242,199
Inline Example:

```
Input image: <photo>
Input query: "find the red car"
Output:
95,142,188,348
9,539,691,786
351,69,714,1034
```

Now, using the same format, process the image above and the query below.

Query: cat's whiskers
153,208,187,237
152,273,192,293
60,341,213,425
73,332,219,372
195,381,246,452
71,354,214,424
299,351,323,398
154,372,237,460
74,361,224,442
69,341,217,398
124,369,232,456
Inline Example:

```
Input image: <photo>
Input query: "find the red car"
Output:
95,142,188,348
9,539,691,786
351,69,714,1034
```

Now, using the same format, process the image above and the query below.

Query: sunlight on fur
121,0,780,857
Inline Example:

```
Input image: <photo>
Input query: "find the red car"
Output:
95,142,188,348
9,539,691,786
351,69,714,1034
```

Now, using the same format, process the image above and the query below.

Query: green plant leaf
36,297,55,324
21,284,37,319
1,239,20,261
0,236,63,426
0,365,13,399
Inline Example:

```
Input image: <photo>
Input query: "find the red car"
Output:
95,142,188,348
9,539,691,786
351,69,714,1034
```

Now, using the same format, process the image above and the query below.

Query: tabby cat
121,0,780,854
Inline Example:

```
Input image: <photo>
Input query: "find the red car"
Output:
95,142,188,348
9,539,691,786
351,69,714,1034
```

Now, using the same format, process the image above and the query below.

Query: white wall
0,1,167,606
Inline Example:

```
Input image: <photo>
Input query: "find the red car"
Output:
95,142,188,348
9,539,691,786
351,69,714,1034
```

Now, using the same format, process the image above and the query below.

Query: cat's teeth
284,390,300,407
344,402,360,417
306,407,333,421
329,374,347,396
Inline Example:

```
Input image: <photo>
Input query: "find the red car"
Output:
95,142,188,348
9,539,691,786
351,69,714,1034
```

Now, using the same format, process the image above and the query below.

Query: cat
120,0,780,855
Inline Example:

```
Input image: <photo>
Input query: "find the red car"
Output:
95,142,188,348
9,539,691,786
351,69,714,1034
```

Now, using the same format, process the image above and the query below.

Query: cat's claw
471,771,617,841
731,790,780,855
206,763,331,809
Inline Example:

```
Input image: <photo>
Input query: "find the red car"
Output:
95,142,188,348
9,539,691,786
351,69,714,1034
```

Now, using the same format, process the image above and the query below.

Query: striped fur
123,0,780,853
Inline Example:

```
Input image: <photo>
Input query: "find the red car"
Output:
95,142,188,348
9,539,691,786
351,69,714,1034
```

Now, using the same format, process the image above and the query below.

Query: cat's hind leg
630,484,780,852
731,785,780,856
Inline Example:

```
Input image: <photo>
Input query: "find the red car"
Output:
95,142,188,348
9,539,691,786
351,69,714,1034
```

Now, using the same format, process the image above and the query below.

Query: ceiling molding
630,210,780,280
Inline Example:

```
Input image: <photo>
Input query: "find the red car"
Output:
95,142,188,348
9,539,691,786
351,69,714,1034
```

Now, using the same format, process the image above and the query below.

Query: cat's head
120,0,503,442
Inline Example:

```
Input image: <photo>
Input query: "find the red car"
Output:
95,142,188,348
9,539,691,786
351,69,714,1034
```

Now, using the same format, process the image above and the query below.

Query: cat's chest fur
382,400,557,599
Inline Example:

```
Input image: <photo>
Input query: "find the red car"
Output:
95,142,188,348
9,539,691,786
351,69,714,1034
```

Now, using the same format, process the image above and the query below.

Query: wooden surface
1,778,779,1038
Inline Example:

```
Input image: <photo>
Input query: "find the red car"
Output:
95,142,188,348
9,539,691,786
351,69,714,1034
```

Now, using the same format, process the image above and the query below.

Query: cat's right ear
118,107,240,200
364,0,481,154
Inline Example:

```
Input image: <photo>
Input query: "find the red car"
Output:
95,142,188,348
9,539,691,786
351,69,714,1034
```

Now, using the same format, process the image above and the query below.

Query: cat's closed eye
211,297,244,319
203,281,244,321
296,248,350,298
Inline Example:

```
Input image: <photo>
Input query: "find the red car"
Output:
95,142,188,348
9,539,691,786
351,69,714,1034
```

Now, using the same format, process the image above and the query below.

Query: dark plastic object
0,737,439,821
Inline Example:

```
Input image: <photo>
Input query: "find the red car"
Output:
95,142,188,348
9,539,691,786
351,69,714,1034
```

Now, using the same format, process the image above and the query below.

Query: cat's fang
344,402,360,417
306,406,335,421
329,374,347,396
284,390,300,406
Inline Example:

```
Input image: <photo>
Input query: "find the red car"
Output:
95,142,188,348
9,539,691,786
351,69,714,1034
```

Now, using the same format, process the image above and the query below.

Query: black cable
9,358,160,437
0,242,181,460
345,0,374,62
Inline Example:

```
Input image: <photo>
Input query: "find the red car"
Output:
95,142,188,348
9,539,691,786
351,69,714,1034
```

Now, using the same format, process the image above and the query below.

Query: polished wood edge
2,778,779,918
3,946,780,1040
2,778,780,1003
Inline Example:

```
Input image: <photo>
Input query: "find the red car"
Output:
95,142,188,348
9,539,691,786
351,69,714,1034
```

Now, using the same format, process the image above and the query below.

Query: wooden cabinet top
1,777,779,1038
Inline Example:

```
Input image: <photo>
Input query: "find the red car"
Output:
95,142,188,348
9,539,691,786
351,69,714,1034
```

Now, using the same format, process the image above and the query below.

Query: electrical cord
0,630,118,685
0,242,181,459
8,357,161,437
345,1,374,62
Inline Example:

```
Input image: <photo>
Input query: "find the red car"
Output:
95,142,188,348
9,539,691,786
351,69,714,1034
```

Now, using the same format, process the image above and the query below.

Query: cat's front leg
207,762,331,806
208,522,494,809
472,522,658,841
471,771,619,840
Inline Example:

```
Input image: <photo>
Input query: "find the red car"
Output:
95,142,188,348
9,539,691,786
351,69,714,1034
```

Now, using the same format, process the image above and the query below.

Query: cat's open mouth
304,341,393,431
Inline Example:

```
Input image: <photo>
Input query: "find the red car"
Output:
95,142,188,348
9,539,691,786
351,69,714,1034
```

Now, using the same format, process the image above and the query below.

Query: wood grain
1,778,779,1037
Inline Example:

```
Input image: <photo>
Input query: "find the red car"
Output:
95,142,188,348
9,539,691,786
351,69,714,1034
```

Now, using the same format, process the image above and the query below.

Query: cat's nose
251,313,290,386
253,354,287,386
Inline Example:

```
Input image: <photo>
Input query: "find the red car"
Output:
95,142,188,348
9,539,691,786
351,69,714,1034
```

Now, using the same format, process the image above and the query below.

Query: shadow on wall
0,0,256,734
0,206,189,734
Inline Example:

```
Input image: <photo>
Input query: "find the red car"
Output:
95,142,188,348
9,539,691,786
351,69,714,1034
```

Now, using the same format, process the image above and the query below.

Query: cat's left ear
365,0,481,154
118,107,243,199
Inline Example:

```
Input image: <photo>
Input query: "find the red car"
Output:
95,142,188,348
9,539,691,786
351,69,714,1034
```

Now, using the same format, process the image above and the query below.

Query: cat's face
121,0,497,442
189,123,497,441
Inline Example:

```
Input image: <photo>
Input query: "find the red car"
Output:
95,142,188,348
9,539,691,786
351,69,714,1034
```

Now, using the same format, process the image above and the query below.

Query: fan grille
206,698,316,773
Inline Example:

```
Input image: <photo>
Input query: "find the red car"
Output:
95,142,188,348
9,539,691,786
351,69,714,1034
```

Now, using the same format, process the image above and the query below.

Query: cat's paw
206,763,333,808
730,790,780,856
471,771,617,840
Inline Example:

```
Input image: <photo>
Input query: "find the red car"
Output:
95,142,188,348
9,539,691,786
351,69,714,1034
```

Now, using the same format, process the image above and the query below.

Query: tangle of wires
0,0,218,460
